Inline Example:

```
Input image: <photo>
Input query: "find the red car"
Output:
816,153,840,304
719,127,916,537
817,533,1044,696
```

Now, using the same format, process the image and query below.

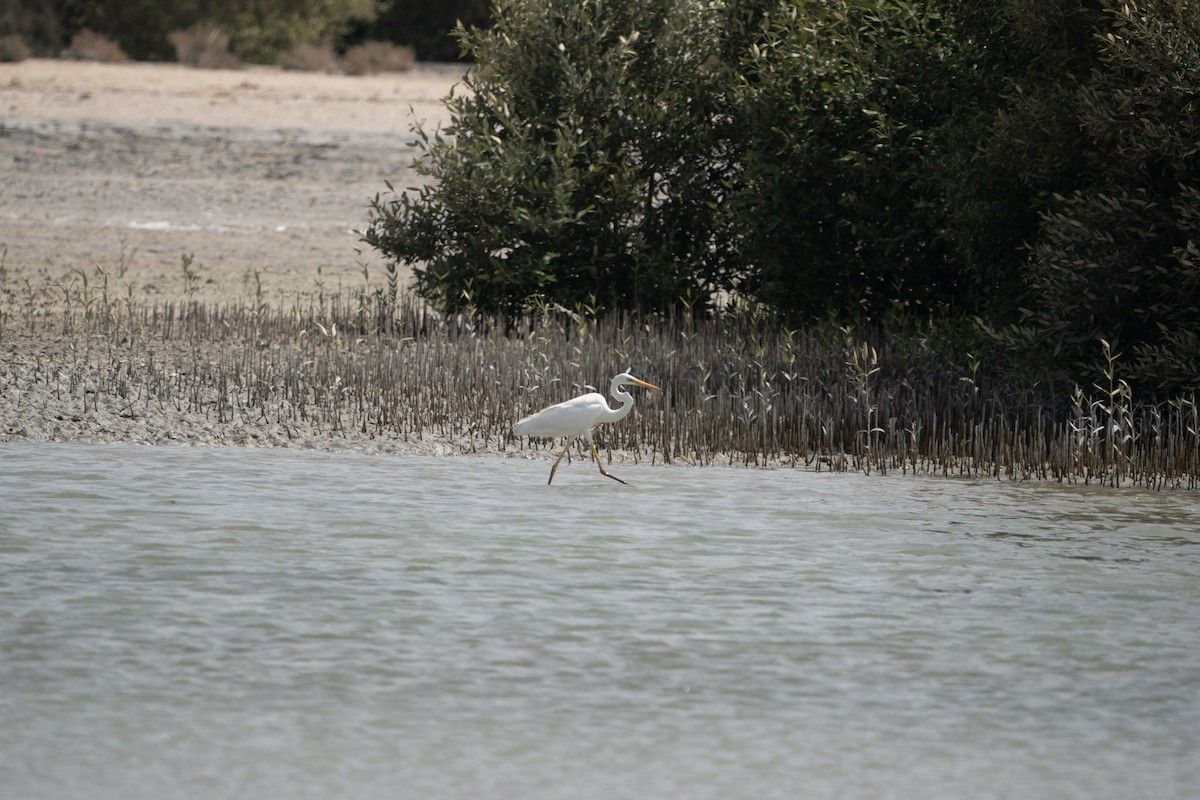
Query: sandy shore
0,59,516,455
1,58,463,304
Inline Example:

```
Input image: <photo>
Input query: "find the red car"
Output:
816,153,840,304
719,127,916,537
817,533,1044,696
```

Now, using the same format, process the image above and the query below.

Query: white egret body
514,372,661,485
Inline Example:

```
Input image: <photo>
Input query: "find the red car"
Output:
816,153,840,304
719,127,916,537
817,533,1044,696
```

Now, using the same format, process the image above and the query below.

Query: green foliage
365,0,734,316
226,0,382,63
73,0,380,63
726,0,982,322
992,0,1200,395
366,0,1025,324
0,0,67,56
347,0,492,62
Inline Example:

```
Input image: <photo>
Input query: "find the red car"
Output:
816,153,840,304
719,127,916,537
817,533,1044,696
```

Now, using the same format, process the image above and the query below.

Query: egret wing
514,393,608,438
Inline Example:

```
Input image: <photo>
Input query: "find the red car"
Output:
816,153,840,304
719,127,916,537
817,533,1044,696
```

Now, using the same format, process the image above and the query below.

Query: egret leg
590,443,629,485
547,439,574,485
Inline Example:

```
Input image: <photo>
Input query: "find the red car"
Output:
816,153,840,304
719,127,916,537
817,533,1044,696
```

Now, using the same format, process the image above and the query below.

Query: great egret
514,372,662,485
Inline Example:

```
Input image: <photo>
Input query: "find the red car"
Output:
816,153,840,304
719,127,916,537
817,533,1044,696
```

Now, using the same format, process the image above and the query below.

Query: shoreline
1,58,486,456
2,315,1187,486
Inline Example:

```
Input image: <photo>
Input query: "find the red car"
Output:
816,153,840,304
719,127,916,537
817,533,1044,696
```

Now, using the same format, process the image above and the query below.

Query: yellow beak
627,377,662,392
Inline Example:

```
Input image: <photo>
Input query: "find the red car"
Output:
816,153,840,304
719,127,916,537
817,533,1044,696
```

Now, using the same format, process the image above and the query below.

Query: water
2,442,1199,799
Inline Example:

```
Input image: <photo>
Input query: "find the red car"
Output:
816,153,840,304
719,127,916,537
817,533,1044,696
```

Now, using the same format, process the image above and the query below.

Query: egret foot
591,443,629,485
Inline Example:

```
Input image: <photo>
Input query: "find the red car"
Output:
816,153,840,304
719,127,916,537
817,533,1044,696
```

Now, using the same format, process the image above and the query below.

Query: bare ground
0,59,507,454
0,58,462,304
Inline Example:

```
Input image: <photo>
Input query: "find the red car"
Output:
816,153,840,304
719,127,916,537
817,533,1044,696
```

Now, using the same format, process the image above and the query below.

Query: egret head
614,372,662,392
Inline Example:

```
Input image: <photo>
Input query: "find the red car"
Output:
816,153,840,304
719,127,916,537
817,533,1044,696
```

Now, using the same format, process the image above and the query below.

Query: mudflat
1,58,463,303
0,59,500,453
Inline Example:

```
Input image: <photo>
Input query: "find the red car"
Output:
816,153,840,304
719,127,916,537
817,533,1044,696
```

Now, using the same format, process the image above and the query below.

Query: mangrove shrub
367,0,1200,395
365,0,735,315
725,0,984,321
996,0,1200,395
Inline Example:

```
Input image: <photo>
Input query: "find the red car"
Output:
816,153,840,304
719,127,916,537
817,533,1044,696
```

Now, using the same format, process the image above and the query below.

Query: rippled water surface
2,442,1199,799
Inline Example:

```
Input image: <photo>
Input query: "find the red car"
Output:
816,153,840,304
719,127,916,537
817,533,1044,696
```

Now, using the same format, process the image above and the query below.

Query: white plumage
515,372,661,484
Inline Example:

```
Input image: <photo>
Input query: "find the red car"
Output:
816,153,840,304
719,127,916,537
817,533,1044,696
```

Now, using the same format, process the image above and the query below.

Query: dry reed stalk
3,274,1199,488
